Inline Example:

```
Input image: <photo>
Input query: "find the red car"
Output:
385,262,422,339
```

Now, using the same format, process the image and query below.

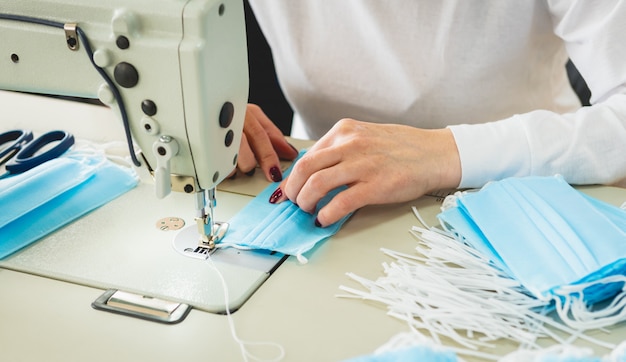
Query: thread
205,253,285,362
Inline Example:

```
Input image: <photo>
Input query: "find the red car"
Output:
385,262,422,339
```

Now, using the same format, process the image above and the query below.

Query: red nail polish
269,187,283,204
270,166,282,182
314,218,322,227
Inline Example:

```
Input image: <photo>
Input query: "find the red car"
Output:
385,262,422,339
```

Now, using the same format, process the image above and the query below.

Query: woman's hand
236,104,299,181
269,118,462,226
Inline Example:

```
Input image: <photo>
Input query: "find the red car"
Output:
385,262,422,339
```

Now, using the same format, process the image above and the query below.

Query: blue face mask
344,336,626,362
438,175,626,308
0,147,138,258
218,151,351,263
344,344,458,362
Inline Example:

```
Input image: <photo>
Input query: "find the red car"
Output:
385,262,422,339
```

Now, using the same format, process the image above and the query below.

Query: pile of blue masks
343,331,626,362
217,150,351,263
438,175,626,330
0,144,138,259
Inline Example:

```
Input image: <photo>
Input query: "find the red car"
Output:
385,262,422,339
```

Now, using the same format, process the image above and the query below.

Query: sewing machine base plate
0,183,287,315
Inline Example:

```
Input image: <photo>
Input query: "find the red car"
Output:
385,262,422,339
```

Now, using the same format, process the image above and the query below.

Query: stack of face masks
437,175,626,323
0,144,138,259
339,175,626,359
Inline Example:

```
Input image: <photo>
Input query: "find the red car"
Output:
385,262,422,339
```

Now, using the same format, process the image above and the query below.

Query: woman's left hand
269,118,462,226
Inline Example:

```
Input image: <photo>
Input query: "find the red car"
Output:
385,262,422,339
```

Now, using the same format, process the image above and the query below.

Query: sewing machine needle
206,187,216,240
194,189,214,249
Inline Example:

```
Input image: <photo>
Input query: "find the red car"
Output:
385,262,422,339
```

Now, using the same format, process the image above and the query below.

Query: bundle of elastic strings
338,177,626,361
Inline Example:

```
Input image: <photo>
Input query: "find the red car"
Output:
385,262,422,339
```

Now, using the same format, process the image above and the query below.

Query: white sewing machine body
0,0,249,195
0,1,285,321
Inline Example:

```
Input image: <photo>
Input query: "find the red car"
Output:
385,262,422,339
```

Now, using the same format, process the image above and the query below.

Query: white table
1,91,624,361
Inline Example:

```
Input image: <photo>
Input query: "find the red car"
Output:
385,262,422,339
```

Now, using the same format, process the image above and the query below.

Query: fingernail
229,173,237,180
269,187,283,204
245,168,256,177
314,218,322,227
270,166,282,182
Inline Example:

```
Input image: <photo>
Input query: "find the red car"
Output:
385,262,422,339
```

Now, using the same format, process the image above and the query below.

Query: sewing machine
0,0,247,248
0,0,293,322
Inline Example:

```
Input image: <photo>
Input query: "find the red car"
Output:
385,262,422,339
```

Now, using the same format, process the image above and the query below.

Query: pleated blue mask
0,147,138,258
218,151,351,263
438,175,626,303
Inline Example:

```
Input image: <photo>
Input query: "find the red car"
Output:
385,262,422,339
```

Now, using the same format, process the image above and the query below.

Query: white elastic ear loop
205,253,285,362
408,224,618,350
73,139,136,168
213,243,308,264
338,216,619,359
551,275,626,331
411,206,431,230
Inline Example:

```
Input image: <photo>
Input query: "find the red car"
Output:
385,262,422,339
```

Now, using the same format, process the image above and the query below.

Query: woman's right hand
235,104,299,182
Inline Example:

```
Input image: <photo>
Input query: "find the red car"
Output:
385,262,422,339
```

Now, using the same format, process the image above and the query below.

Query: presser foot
199,221,230,251
175,220,230,259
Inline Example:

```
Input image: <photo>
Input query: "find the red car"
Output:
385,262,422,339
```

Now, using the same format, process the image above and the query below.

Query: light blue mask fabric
218,151,351,262
0,149,138,258
341,334,626,362
344,345,458,362
438,176,626,303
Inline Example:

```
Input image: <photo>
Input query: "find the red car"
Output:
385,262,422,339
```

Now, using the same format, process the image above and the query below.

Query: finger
297,167,354,213
282,148,343,207
249,105,299,160
292,156,365,214
244,105,283,182
237,132,257,174
315,184,369,227
268,178,289,204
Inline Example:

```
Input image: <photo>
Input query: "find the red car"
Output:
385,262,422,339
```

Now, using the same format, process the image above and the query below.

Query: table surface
1,91,625,362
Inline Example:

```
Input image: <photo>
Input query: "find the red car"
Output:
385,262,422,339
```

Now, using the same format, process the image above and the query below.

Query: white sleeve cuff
448,117,531,189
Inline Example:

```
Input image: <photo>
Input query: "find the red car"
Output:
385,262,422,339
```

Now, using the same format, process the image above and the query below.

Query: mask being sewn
218,151,351,263
0,148,138,258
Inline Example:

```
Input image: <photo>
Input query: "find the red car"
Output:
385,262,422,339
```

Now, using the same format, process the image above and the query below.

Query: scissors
0,129,75,179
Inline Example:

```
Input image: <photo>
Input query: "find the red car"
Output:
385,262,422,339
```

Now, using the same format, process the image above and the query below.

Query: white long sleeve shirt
248,1,626,188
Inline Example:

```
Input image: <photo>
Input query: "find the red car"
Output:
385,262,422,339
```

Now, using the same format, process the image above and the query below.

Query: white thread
205,254,285,362
337,212,623,359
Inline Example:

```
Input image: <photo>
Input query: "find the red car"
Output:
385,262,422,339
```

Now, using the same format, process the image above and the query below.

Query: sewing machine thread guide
92,289,191,324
